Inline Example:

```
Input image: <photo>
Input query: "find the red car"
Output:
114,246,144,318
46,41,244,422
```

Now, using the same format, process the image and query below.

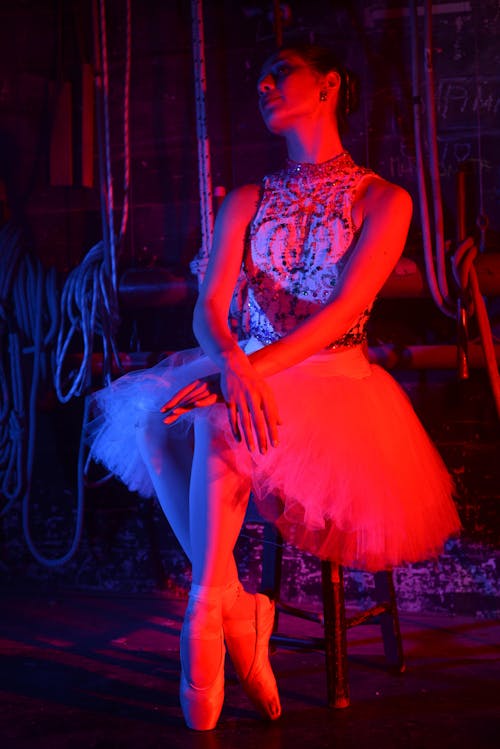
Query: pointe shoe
180,597,225,731
223,591,281,720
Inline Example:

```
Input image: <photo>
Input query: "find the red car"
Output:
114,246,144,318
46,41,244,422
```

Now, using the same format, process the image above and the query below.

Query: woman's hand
219,357,281,454
160,374,223,424
160,354,281,454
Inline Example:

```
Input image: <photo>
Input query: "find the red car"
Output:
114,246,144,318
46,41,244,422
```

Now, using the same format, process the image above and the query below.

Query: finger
163,406,191,424
238,402,257,453
173,383,211,409
162,393,219,423
227,402,242,443
193,393,219,408
247,394,269,455
160,381,201,412
261,390,281,448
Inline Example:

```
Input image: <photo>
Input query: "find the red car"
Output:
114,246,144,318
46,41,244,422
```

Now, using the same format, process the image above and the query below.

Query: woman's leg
182,417,252,677
139,413,280,725
186,416,281,722
136,415,194,558
190,417,252,588
136,414,242,587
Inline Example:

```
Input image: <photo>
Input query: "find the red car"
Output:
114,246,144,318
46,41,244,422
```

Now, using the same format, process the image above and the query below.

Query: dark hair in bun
277,43,359,133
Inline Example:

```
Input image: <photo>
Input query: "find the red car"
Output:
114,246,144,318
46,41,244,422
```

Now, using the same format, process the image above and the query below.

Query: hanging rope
190,0,214,277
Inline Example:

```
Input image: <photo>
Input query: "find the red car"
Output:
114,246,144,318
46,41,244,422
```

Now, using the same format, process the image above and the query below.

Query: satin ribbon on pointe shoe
180,586,226,731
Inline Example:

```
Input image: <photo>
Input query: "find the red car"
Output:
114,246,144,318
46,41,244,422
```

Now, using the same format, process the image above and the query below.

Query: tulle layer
88,346,219,498
88,340,461,571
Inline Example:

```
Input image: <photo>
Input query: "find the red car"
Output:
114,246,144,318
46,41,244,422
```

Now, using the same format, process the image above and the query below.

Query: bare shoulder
216,183,261,228
355,175,412,223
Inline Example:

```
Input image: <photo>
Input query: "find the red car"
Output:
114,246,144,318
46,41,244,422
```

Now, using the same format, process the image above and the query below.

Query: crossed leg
136,411,249,679
135,411,249,588
136,410,279,727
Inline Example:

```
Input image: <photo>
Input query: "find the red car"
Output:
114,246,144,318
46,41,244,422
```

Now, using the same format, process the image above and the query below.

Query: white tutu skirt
88,339,461,571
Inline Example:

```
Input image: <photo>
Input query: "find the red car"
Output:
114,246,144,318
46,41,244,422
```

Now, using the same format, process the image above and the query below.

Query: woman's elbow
192,296,206,340
192,294,224,340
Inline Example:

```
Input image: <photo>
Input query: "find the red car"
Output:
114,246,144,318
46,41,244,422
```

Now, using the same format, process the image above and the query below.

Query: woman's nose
257,74,274,95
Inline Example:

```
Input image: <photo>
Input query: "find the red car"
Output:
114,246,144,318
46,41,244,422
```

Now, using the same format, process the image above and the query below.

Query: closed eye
257,58,302,92
274,63,291,78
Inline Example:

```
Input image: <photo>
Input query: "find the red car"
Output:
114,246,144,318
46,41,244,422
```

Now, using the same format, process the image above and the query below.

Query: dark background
0,0,499,615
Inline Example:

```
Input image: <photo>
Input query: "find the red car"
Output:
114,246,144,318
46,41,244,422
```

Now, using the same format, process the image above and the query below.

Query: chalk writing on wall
438,78,500,125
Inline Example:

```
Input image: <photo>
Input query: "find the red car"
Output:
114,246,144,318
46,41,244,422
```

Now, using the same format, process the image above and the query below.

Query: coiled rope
0,223,74,565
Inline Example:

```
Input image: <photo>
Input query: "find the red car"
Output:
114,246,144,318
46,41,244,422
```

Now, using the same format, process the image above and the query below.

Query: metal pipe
369,343,500,370
116,253,500,308
68,343,500,378
118,268,198,308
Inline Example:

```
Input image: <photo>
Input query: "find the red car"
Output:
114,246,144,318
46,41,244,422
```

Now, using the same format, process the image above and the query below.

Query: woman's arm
163,175,411,451
248,177,413,377
192,183,260,367
163,183,281,452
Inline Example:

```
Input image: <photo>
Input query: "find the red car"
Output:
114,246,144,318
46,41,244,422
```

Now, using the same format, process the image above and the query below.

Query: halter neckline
285,151,350,177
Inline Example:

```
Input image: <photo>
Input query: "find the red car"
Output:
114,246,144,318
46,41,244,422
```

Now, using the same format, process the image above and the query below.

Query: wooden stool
259,524,405,708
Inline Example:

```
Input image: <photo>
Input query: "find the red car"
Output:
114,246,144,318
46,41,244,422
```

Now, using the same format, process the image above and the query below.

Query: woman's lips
260,95,281,110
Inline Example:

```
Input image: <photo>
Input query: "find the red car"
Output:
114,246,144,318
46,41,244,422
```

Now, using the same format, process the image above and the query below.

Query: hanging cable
119,0,131,246
53,240,121,403
471,4,488,253
5,0,133,567
409,0,454,317
54,0,131,402
423,0,451,305
98,0,117,303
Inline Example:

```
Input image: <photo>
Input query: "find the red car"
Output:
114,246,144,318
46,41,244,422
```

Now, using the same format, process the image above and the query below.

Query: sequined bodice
245,152,374,349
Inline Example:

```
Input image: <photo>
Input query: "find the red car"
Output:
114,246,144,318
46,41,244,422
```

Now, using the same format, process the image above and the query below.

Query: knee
137,413,194,463
193,417,252,483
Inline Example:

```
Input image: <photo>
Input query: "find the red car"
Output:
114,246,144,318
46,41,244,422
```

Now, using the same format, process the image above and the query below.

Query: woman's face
257,51,326,134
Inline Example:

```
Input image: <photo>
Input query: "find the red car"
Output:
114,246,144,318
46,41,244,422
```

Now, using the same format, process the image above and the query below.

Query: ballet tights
136,413,255,672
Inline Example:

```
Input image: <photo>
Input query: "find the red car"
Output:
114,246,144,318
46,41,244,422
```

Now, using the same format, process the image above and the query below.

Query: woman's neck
285,121,344,164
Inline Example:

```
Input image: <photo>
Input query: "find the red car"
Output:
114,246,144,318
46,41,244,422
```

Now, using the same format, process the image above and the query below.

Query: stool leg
322,561,350,708
374,570,405,673
260,525,283,632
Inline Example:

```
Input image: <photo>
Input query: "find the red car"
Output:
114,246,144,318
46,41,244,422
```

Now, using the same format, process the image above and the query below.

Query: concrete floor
0,592,498,749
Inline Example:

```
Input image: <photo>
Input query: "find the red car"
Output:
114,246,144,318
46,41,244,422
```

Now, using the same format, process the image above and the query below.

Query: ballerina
89,43,461,730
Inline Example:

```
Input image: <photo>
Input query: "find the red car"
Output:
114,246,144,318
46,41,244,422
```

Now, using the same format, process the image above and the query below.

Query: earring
319,89,328,102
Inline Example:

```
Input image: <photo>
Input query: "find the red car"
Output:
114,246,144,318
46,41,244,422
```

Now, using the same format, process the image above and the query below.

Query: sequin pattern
245,152,374,349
